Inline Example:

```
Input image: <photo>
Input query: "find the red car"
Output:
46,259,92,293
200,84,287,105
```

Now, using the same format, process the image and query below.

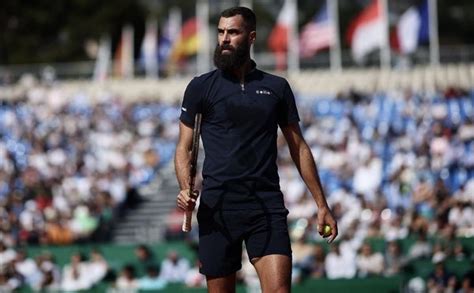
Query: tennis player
175,6,337,293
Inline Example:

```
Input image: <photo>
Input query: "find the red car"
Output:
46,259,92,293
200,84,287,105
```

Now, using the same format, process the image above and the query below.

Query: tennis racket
182,113,202,232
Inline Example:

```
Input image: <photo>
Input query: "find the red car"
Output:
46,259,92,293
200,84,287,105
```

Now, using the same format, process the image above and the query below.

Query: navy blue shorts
197,208,292,277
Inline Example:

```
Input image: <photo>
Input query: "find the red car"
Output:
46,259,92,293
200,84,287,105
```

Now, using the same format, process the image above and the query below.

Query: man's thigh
252,254,292,293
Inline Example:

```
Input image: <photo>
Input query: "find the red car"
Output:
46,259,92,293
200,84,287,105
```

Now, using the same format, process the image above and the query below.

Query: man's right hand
176,189,199,211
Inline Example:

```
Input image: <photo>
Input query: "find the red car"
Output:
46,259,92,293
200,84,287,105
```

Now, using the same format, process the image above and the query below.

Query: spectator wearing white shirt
85,249,108,285
159,250,190,283
13,250,42,289
325,243,356,279
61,253,91,292
355,242,385,277
0,242,16,270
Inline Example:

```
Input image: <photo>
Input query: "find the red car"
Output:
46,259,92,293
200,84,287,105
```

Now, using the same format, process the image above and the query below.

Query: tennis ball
322,224,332,237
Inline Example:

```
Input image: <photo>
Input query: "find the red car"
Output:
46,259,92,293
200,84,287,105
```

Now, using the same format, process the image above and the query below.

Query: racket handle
182,210,193,232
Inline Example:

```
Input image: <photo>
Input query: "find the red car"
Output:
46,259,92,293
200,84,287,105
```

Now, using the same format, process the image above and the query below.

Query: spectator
61,252,91,291
292,235,314,278
325,243,356,279
426,261,457,293
0,241,16,270
42,208,74,245
159,250,190,283
86,249,108,285
355,242,385,277
37,253,61,291
164,207,186,241
431,242,448,264
407,230,432,260
452,241,467,261
12,250,42,289
383,240,405,276
185,259,206,288
115,265,139,291
307,243,326,279
138,265,167,291
134,244,157,277
0,269,20,291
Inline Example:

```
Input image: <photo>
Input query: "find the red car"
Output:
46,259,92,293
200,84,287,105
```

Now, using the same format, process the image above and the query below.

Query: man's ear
249,31,256,45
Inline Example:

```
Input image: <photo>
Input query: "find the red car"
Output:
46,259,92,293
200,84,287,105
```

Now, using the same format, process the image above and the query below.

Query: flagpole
93,36,111,82
143,18,158,79
288,0,299,74
239,0,254,59
328,0,341,71
120,25,134,79
380,0,391,69
428,0,440,66
197,0,210,74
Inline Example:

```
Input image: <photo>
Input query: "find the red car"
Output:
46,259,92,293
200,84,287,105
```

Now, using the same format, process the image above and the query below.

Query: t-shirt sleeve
277,80,300,127
179,77,203,127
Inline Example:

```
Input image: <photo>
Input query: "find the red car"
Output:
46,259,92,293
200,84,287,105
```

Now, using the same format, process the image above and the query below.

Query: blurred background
0,0,473,292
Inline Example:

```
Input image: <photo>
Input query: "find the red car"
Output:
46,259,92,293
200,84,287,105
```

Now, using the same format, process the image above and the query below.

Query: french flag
346,0,386,63
392,0,429,54
299,2,334,58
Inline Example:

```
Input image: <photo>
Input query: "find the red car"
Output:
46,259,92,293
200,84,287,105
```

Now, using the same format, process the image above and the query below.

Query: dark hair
220,6,256,32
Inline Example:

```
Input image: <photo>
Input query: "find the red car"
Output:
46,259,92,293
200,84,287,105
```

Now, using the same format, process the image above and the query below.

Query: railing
1,46,474,83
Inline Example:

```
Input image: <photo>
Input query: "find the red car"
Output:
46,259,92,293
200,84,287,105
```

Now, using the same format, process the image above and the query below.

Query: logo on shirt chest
256,90,271,95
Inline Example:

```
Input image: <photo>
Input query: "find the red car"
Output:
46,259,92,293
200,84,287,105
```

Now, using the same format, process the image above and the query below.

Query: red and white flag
346,0,386,63
267,0,296,71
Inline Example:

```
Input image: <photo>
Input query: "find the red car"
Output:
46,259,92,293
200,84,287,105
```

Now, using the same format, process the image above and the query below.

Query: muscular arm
174,121,197,211
175,121,194,189
281,122,338,242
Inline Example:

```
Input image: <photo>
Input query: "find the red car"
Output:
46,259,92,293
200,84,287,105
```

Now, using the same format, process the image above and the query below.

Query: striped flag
158,8,181,71
267,0,296,71
346,0,386,63
392,0,429,54
299,2,334,58
171,17,199,63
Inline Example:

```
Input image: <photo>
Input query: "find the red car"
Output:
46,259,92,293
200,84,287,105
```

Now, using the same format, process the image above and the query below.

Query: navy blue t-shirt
180,61,300,210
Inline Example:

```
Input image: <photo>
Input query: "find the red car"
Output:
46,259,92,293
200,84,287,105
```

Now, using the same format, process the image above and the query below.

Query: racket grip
182,210,193,232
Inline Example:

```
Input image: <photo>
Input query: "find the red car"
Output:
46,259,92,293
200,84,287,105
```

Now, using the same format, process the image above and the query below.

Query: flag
159,8,181,69
114,25,134,78
346,0,385,63
392,0,429,54
140,19,158,78
299,2,335,58
268,0,296,71
93,37,111,82
170,17,199,63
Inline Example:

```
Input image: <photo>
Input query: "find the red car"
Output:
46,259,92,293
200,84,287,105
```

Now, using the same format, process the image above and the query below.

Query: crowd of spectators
276,87,474,292
0,77,474,291
0,81,178,248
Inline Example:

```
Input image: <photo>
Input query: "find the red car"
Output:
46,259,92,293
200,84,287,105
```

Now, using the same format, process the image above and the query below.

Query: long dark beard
213,40,250,72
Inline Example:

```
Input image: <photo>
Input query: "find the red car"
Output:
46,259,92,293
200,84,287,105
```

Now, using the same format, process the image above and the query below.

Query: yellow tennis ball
323,224,332,237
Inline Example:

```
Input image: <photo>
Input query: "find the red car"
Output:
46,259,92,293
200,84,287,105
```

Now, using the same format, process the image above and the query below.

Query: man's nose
223,32,230,42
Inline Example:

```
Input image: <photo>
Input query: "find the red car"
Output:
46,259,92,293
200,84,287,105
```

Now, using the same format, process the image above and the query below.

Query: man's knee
263,283,290,293
206,273,237,293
